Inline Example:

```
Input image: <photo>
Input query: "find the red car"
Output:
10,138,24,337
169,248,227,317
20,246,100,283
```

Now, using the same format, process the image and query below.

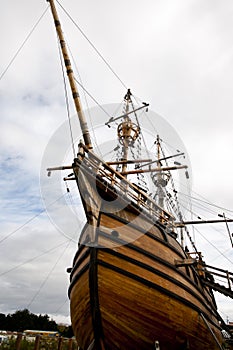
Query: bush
0,336,78,350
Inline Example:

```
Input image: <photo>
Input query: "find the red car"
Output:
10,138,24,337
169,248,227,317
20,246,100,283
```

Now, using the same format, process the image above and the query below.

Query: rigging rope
0,190,77,245
27,239,71,309
0,210,47,245
154,137,198,252
178,190,233,214
74,77,112,119
68,44,102,156
194,226,233,267
57,37,76,158
54,298,68,314
0,6,49,82
56,0,128,90
0,240,68,277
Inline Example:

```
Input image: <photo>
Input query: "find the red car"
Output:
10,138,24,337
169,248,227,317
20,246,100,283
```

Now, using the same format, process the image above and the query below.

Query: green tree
0,313,6,330
0,309,60,332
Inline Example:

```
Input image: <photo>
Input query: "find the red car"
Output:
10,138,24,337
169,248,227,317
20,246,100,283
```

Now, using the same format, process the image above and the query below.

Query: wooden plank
97,264,222,350
97,250,215,316
70,270,94,349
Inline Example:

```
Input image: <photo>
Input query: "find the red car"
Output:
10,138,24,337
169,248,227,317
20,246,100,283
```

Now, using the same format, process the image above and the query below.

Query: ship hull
69,212,223,350
68,153,223,349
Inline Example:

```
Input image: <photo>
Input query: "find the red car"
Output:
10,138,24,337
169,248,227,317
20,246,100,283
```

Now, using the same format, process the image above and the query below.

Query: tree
0,309,63,333
0,313,6,330
10,309,33,331
57,324,74,338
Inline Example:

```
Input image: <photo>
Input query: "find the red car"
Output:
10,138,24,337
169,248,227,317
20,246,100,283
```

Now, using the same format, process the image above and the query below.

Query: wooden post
34,335,40,350
15,333,23,350
227,271,231,290
57,336,63,350
68,338,73,350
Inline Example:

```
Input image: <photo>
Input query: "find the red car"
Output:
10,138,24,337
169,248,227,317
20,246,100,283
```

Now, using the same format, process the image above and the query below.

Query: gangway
201,264,233,299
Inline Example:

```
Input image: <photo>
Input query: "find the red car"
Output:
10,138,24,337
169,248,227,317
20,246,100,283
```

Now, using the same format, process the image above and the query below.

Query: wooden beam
176,219,233,227
121,165,188,176
107,159,152,166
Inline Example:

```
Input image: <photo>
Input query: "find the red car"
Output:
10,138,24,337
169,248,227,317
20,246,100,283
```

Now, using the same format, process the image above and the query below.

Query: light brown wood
69,147,224,350
70,270,94,348
70,216,223,349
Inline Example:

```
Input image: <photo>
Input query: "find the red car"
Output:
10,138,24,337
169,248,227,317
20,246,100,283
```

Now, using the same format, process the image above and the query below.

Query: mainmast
47,0,92,150
117,89,140,177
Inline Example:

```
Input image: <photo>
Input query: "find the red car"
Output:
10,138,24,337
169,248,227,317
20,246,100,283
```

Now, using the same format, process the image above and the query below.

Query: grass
0,336,78,350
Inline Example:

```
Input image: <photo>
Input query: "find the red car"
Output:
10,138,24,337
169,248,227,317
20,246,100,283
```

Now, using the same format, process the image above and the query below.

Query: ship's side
68,147,223,350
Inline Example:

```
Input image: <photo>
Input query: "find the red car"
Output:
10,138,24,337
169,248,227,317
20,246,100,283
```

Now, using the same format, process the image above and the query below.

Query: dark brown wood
176,219,233,227
33,335,40,350
15,333,23,350
57,336,63,350
68,338,73,350
107,158,152,165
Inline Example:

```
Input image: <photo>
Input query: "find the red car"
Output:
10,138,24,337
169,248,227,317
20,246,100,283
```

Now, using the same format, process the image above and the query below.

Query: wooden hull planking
69,209,223,349
68,153,223,349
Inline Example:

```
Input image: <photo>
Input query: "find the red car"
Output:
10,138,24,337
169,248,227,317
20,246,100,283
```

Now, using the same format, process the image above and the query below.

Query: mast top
47,0,93,150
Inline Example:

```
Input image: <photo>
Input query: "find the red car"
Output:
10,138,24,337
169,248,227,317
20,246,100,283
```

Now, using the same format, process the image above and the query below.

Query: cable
74,77,112,119
194,226,233,267
0,6,49,82
27,239,71,309
57,37,76,158
67,43,102,155
0,210,47,245
0,240,68,277
56,0,128,90
54,298,68,314
0,190,75,245
178,190,233,214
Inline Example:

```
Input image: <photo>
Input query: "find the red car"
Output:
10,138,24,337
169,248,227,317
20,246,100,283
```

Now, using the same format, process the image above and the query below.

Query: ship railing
76,142,174,224
203,264,233,291
187,252,233,290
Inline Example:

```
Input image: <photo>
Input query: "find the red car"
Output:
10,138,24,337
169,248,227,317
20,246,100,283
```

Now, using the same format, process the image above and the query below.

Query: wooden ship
46,1,233,349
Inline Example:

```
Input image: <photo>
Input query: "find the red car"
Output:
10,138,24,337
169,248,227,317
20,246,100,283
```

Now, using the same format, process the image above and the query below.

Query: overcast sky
1,0,233,325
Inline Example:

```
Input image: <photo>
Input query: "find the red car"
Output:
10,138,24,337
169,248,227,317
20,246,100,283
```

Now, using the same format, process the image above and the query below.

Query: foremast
47,0,92,150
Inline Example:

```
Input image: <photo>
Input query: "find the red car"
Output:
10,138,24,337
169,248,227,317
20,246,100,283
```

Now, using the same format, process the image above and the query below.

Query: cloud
1,0,233,326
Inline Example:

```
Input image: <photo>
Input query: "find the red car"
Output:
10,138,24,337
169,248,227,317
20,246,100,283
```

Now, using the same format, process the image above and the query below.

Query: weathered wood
33,335,40,350
175,258,197,267
57,336,63,350
107,158,152,165
15,333,23,350
176,219,233,227
120,164,188,176
68,338,73,350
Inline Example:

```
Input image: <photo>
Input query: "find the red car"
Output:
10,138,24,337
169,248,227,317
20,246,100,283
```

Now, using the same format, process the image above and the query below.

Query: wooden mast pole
117,89,140,178
175,218,233,227
46,0,92,150
121,92,131,176
156,135,165,209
